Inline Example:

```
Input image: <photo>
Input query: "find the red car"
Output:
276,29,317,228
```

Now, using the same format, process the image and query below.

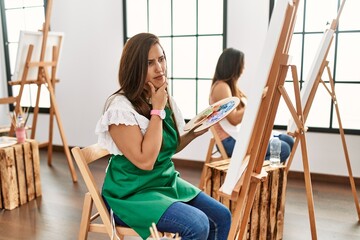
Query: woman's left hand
189,125,209,138
176,125,209,153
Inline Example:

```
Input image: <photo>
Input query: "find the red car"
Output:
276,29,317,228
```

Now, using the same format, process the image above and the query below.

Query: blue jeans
221,136,236,158
221,134,294,162
104,192,231,240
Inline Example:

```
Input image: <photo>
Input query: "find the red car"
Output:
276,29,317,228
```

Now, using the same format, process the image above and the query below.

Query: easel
221,1,357,239
284,0,360,222
6,0,77,182
198,126,229,191
217,1,300,239
279,64,318,239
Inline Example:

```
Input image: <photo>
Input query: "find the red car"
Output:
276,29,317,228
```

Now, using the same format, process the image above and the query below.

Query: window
0,0,48,111
275,0,360,134
124,0,226,119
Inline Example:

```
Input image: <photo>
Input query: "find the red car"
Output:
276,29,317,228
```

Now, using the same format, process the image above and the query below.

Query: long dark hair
105,33,166,118
212,48,246,108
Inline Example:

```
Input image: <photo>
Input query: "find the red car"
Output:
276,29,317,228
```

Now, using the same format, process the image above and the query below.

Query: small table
0,138,42,210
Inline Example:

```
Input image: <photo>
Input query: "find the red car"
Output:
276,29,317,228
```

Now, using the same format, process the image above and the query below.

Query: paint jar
15,127,26,143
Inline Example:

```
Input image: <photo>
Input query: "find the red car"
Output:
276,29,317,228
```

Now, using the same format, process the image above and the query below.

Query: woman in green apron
95,33,231,240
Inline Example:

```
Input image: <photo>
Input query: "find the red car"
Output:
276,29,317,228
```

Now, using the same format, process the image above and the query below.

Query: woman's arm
211,81,246,126
176,127,208,153
108,117,163,171
109,82,168,171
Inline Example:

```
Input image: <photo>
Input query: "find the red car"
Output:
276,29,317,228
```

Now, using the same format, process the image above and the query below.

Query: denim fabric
221,134,294,162
103,196,130,227
157,192,231,240
220,136,236,158
104,192,231,240
279,133,294,149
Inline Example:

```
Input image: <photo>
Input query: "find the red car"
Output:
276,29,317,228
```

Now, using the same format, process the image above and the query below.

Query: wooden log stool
204,160,287,240
0,139,42,210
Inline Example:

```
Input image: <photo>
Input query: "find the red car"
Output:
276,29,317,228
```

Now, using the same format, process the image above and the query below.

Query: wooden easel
284,0,359,221
221,1,356,239
319,62,360,218
198,127,229,191
279,64,318,239
217,1,300,239
283,2,359,238
280,60,360,239
7,0,77,182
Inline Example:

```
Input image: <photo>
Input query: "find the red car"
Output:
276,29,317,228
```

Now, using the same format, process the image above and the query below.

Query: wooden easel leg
42,69,78,182
285,136,299,172
237,180,259,240
50,94,77,182
47,45,58,166
324,66,360,219
199,138,216,190
333,101,360,219
298,132,317,239
228,183,247,239
30,82,42,139
50,92,77,182
276,169,288,240
281,64,318,238
48,99,55,166
227,170,266,240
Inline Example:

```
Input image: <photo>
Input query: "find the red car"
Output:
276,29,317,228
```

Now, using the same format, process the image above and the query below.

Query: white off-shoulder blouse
95,94,185,155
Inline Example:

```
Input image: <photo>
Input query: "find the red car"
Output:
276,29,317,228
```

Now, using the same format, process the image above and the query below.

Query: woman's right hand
148,81,168,109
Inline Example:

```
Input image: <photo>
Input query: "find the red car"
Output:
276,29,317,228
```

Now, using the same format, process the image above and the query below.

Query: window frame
0,0,49,113
122,0,227,120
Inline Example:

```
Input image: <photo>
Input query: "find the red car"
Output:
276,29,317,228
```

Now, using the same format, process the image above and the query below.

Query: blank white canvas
12,30,64,81
287,28,334,134
221,0,293,195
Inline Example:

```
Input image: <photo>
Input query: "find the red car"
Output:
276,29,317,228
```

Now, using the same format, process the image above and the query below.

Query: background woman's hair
212,48,246,108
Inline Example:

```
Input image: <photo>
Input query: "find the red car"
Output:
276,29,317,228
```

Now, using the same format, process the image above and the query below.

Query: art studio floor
1,149,360,240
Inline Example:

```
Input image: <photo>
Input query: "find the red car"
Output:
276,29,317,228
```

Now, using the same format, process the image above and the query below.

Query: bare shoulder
212,81,230,91
211,81,232,103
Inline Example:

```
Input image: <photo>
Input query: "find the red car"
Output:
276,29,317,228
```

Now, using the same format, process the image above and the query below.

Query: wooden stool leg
79,193,93,240
199,138,216,190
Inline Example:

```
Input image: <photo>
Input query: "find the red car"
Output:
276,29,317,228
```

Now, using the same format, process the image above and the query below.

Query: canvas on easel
12,31,64,82
214,0,301,239
11,30,63,109
286,28,334,135
6,0,77,182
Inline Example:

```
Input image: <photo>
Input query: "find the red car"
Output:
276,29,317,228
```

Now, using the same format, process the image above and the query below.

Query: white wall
0,0,359,178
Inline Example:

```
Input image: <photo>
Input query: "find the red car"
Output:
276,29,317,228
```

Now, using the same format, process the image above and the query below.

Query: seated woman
209,48,294,162
96,33,231,240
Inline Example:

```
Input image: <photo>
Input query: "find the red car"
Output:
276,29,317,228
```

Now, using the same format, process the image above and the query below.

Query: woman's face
146,43,167,90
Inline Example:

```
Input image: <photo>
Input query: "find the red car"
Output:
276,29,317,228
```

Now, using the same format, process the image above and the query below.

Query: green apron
102,107,200,239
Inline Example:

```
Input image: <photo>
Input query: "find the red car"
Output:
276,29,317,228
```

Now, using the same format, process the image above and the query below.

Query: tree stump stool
204,160,287,240
0,139,42,210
